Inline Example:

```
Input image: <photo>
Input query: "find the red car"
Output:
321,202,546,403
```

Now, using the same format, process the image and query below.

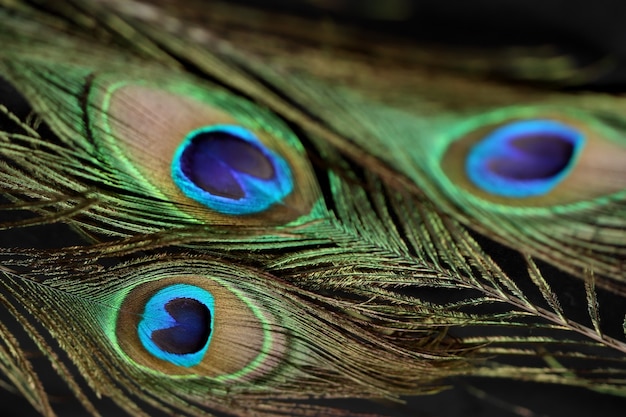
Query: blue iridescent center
171,125,293,215
466,120,585,198
138,284,214,367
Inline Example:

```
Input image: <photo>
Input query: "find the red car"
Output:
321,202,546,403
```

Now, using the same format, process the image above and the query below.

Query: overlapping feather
0,1,625,416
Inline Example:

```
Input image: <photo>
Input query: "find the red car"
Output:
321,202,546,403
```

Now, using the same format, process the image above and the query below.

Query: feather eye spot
151,298,212,354
114,268,284,378
171,125,294,215
138,284,214,367
466,120,585,198
94,80,319,225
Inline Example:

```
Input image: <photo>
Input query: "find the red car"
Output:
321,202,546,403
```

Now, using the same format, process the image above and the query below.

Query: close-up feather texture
0,0,625,416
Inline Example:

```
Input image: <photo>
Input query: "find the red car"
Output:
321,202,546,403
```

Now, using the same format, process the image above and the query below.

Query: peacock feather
0,1,625,416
